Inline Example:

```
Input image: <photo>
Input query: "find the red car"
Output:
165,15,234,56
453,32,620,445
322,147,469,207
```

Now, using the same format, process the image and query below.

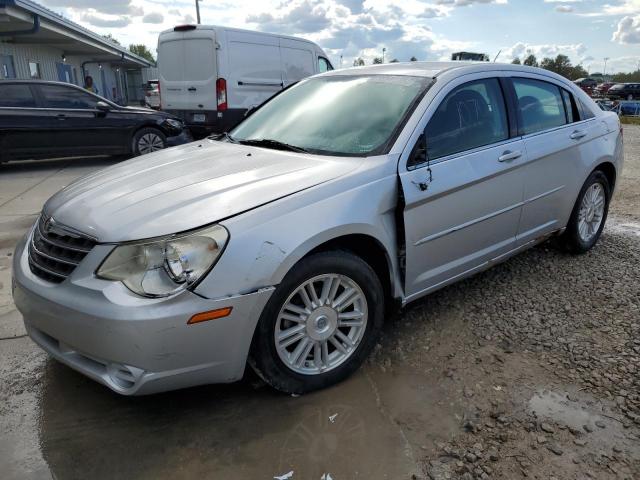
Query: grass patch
620,116,640,125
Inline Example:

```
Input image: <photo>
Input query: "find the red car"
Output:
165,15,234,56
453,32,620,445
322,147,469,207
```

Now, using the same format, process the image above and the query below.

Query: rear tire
132,128,166,156
558,170,610,254
249,251,384,395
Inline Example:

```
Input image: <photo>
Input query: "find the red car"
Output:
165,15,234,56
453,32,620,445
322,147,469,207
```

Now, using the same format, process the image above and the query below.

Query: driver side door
399,76,526,301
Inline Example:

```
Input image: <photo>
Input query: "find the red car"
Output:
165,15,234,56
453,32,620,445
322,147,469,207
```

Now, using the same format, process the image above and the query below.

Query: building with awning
0,0,154,105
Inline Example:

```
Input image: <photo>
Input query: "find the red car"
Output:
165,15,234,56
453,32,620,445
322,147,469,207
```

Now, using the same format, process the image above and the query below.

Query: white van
157,25,333,136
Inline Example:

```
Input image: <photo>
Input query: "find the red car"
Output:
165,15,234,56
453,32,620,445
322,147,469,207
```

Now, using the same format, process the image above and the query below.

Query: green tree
129,44,155,63
372,57,383,64
410,56,418,62
353,57,365,67
539,54,588,80
612,70,640,82
523,54,538,67
511,58,521,65
103,33,121,45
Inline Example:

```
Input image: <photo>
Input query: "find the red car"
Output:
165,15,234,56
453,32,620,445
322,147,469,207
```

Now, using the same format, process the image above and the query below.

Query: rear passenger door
400,76,526,299
0,83,49,160
509,77,596,246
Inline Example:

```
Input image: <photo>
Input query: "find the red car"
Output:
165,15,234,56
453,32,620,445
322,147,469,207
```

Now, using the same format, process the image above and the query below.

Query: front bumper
165,128,194,147
12,232,273,395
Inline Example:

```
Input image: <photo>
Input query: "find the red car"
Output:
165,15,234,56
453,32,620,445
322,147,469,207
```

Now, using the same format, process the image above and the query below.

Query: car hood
43,141,360,242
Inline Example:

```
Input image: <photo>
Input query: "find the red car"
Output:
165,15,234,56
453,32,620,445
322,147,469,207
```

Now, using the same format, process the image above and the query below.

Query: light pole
195,0,201,24
603,57,609,79
382,47,386,63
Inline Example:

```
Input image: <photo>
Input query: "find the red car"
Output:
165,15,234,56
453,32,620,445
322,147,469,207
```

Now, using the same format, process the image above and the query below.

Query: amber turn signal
187,307,233,324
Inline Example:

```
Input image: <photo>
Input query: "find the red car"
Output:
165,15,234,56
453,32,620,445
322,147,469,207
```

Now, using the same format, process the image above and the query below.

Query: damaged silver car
12,62,624,395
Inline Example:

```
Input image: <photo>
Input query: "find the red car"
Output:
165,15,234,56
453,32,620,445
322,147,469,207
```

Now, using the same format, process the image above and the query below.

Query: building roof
0,0,153,67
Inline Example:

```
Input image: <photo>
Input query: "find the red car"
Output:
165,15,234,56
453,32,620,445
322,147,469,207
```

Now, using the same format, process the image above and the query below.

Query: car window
513,78,567,135
0,84,36,107
39,85,99,109
561,89,580,123
318,57,332,73
424,78,509,161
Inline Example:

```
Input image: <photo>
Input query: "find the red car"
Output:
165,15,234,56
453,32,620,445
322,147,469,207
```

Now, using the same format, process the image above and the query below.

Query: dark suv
608,83,640,101
0,80,192,163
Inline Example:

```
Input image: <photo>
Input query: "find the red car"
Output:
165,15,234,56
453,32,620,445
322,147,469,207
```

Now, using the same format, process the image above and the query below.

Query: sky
38,0,640,73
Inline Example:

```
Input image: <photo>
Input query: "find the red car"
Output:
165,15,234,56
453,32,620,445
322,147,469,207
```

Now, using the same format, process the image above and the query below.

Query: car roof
0,79,84,87
322,61,572,84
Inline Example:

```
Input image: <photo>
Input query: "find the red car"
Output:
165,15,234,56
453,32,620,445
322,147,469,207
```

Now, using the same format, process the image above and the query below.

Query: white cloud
44,0,143,16
613,15,640,44
503,41,588,64
142,12,164,24
555,5,573,12
80,13,131,28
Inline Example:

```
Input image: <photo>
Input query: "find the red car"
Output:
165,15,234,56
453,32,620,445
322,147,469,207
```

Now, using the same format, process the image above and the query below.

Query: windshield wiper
238,138,310,153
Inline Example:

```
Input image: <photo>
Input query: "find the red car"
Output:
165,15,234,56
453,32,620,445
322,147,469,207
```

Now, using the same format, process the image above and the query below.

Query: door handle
498,150,522,162
187,87,197,92
56,114,66,120
570,130,586,140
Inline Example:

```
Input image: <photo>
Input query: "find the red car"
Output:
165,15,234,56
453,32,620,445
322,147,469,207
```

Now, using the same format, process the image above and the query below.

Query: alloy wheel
577,182,605,243
138,133,164,154
274,273,368,375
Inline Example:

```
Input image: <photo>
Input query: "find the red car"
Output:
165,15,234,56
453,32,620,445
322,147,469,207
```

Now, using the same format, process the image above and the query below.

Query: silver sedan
12,62,623,395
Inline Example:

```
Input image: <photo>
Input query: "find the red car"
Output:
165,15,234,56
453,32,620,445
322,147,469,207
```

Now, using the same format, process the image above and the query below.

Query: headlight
96,225,228,297
164,118,183,130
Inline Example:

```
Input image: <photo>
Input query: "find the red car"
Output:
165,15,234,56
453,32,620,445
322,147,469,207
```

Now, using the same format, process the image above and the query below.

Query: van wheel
249,251,384,395
559,171,610,254
133,128,166,156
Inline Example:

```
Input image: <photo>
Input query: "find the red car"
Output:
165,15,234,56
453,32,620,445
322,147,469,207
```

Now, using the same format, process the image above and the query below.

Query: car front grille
28,216,96,283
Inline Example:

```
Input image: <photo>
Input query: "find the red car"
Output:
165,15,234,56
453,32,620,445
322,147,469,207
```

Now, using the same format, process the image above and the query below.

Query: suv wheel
249,251,384,394
559,170,610,254
133,128,166,156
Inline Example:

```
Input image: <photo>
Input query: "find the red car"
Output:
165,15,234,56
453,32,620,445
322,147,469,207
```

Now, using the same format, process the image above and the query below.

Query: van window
513,78,567,135
0,84,36,107
318,57,332,73
424,78,509,160
159,39,215,81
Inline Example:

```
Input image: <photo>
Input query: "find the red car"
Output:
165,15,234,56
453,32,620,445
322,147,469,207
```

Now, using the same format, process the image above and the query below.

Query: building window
29,61,41,79
1,55,16,79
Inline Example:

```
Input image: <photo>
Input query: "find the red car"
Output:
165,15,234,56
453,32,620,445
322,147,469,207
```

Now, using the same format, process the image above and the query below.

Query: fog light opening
188,307,233,325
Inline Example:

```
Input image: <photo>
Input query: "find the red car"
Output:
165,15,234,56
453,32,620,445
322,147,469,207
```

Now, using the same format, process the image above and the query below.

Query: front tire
559,170,610,254
249,251,384,394
132,128,166,156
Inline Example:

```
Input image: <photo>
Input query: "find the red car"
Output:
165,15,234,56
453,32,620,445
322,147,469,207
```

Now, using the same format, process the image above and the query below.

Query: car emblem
43,216,55,233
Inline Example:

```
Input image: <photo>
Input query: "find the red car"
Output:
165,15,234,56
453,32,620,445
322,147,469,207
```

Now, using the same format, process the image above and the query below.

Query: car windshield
230,75,431,156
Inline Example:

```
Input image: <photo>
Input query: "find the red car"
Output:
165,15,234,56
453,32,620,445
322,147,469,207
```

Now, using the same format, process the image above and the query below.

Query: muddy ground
0,128,638,480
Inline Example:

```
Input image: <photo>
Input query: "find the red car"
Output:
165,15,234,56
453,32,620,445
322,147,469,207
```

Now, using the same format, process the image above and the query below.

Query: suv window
0,84,36,107
318,57,332,73
513,78,567,135
39,84,99,109
424,78,509,160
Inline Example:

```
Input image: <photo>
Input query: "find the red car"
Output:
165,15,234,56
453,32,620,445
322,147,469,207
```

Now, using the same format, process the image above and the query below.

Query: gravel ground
369,126,640,479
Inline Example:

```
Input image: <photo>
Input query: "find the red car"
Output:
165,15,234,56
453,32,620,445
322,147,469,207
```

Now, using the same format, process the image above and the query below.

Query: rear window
159,39,215,81
513,78,567,135
0,84,36,107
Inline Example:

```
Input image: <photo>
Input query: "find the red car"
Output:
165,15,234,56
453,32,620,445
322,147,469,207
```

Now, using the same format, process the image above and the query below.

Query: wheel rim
138,133,164,154
274,273,368,375
577,182,605,243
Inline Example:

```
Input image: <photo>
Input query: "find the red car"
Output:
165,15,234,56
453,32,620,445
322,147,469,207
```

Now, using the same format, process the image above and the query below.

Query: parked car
0,80,192,163
143,79,160,109
594,82,615,97
12,62,623,396
574,77,597,95
608,83,640,101
157,24,333,137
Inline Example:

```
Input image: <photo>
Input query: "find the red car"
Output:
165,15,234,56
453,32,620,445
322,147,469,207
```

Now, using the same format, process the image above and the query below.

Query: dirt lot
0,128,639,480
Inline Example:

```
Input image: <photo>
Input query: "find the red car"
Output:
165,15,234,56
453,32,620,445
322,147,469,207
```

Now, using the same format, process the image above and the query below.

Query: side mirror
96,101,111,112
407,133,428,168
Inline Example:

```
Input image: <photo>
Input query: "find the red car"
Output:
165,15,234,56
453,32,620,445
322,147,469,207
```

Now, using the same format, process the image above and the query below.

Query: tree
353,57,365,67
389,58,399,63
129,44,155,63
372,57,383,64
539,54,588,80
523,54,538,67
103,33,121,45
410,56,418,62
511,58,521,65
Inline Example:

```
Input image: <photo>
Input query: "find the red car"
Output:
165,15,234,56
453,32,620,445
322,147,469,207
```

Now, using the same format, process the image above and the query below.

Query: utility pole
603,57,609,79
382,47,386,63
340,55,343,68
195,0,201,24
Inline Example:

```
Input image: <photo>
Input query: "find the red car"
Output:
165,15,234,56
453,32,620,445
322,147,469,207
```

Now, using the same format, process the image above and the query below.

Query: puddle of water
529,390,598,430
38,361,461,480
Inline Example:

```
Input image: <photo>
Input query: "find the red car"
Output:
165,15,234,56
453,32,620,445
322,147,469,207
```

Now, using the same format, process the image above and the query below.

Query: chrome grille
28,216,96,283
